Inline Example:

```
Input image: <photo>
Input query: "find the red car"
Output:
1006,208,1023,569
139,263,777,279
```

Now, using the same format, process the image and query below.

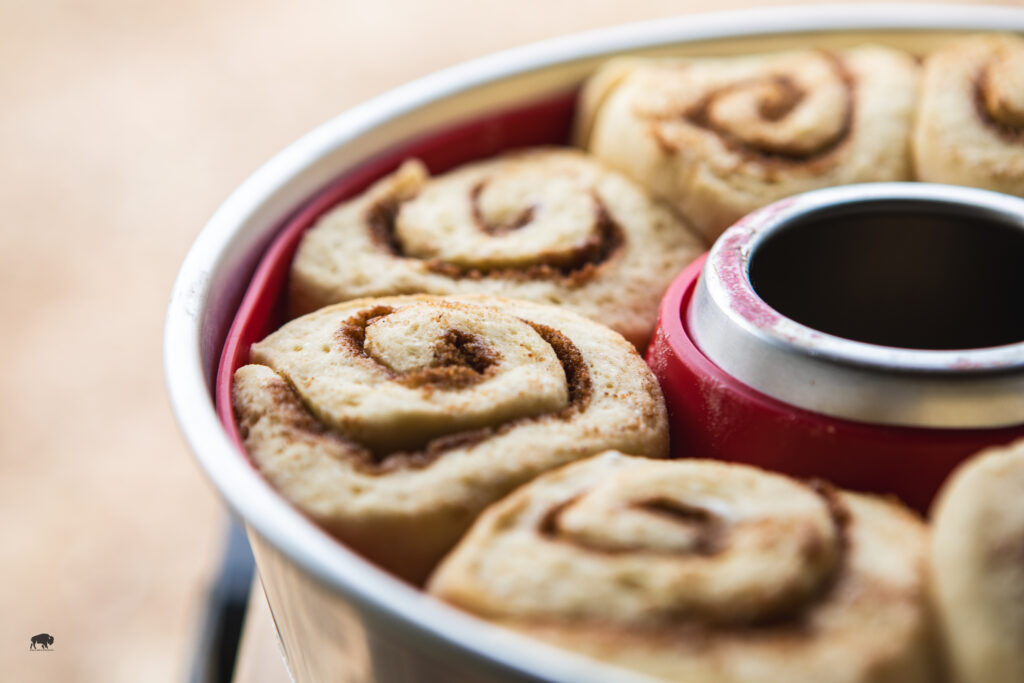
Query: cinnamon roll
289,148,704,349
930,440,1024,683
578,46,919,242
429,452,935,683
914,34,1024,196
232,296,668,584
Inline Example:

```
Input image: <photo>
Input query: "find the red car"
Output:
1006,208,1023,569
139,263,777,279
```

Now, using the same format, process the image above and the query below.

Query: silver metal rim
691,182,1024,428
165,5,1024,681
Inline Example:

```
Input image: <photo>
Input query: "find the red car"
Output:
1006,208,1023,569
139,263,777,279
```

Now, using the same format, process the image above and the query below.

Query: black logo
29,633,54,650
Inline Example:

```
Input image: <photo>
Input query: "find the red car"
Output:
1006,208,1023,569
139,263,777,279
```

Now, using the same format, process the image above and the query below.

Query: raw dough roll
429,452,935,683
289,148,704,349
232,296,668,583
930,440,1024,683
578,46,918,242
914,34,1024,196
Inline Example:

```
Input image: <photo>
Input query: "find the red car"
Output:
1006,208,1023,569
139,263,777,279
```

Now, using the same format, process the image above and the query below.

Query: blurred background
1,0,1014,681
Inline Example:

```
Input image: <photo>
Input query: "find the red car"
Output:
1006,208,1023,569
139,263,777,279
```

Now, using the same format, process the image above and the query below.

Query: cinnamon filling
533,479,851,629
973,64,1024,144
526,321,592,411
538,496,723,556
656,53,855,166
365,201,403,254
755,76,803,122
364,193,623,286
337,306,500,391
336,305,395,352
538,495,582,539
300,307,593,474
633,498,722,555
470,181,536,234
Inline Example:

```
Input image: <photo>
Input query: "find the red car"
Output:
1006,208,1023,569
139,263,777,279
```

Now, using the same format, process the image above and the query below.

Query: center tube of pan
747,204,1024,350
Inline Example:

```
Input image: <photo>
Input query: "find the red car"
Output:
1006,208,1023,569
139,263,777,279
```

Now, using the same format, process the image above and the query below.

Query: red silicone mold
646,256,1024,512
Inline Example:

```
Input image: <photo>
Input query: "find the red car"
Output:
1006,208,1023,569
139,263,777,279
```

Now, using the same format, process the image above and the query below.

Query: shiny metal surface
246,527,651,683
690,183,1024,428
164,7,1024,682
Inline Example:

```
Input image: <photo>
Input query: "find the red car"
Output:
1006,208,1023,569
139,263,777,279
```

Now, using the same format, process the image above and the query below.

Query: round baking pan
165,6,1024,682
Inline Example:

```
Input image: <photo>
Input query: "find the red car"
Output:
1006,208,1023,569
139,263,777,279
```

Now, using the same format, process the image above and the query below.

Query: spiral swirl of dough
232,296,668,583
290,149,703,348
930,440,1024,683
429,453,935,683
914,34,1024,196
579,46,918,242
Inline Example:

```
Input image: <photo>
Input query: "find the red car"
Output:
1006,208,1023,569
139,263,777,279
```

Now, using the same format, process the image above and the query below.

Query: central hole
748,202,1024,350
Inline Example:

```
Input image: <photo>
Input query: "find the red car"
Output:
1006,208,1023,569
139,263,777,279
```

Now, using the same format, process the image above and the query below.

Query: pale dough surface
233,295,668,583
930,440,1024,683
580,46,919,242
291,148,705,348
914,33,1024,196
430,452,936,683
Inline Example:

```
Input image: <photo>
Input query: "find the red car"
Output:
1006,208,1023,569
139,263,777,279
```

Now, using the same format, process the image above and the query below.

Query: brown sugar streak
973,64,1024,144
470,180,536,234
263,306,596,474
364,193,624,285
652,51,856,171
530,477,852,629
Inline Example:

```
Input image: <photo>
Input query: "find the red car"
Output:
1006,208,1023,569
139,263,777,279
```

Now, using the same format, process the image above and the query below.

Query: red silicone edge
647,256,1024,512
214,90,579,458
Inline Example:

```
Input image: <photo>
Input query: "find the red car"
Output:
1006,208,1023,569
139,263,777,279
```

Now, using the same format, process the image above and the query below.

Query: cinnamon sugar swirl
578,47,918,242
232,296,668,584
914,34,1024,196
290,149,703,348
429,453,935,683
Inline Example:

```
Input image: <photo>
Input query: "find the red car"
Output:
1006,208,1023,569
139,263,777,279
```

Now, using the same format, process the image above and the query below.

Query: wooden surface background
1,1,1016,681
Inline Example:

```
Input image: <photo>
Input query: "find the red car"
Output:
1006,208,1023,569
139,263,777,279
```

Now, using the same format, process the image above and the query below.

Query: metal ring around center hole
687,182,1024,429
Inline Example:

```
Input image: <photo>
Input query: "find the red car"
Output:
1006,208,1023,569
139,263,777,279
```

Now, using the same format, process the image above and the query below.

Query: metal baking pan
165,6,1024,681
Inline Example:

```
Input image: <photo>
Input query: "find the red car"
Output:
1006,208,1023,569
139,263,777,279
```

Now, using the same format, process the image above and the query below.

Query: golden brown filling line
363,192,624,285
653,52,855,166
534,480,851,629
631,498,722,555
539,495,722,556
470,180,536,234
974,64,1024,143
261,307,594,475
337,305,501,391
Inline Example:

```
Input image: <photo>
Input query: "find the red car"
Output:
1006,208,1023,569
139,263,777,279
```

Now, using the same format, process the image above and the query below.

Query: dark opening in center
748,202,1024,350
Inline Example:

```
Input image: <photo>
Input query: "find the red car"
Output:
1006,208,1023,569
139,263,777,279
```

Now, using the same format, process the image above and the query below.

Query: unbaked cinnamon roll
289,148,704,349
232,296,668,584
930,440,1024,683
578,47,919,242
429,452,936,683
914,34,1024,196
